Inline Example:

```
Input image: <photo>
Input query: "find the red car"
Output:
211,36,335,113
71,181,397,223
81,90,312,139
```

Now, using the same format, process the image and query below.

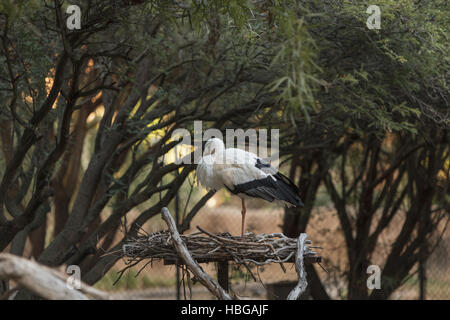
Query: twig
197,226,276,251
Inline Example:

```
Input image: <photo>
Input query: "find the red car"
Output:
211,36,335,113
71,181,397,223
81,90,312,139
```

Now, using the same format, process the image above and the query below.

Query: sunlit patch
91,91,102,103
45,68,58,109
85,58,95,74
206,197,217,208
87,105,105,123
22,92,33,103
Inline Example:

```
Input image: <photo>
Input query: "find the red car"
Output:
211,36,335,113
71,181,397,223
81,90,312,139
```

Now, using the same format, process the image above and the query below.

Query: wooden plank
163,255,321,265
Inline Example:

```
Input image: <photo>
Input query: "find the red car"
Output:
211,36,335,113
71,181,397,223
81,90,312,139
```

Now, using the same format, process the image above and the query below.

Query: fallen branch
160,207,233,300
0,253,111,300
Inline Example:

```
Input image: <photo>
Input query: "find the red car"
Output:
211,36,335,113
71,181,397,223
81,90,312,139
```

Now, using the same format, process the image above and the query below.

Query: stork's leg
241,198,246,239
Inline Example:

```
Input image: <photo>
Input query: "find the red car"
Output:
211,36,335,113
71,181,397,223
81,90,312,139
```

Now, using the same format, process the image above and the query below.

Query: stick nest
121,227,320,267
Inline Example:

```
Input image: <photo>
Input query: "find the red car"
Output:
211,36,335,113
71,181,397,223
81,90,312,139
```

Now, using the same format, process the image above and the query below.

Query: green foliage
288,0,450,135
269,14,321,123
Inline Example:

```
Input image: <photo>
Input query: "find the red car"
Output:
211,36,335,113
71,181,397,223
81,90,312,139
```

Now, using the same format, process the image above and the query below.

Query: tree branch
161,207,233,300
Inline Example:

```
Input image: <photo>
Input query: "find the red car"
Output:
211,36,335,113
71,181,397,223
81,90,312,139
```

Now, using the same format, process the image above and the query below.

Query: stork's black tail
272,172,304,207
226,172,304,207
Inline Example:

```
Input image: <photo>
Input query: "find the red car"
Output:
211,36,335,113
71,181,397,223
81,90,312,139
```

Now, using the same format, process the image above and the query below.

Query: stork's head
203,138,225,156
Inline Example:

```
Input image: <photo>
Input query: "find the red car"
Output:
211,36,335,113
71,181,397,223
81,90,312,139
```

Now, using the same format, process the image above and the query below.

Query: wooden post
419,243,427,300
217,261,229,292
176,262,181,300
175,191,181,300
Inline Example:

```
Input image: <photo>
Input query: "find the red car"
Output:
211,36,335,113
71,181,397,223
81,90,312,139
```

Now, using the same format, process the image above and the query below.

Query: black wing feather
226,173,304,207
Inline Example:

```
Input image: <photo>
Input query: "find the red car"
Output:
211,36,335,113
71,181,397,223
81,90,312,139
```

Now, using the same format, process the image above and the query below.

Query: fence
393,232,450,300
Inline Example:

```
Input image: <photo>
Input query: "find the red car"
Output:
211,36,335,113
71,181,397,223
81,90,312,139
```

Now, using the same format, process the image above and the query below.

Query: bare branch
161,207,233,300
287,233,308,300
0,253,111,300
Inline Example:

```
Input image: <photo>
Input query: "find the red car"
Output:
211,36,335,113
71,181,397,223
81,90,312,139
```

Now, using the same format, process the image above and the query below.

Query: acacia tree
281,0,449,299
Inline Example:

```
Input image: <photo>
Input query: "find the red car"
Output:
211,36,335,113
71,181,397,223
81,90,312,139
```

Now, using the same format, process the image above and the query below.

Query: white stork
196,137,304,238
